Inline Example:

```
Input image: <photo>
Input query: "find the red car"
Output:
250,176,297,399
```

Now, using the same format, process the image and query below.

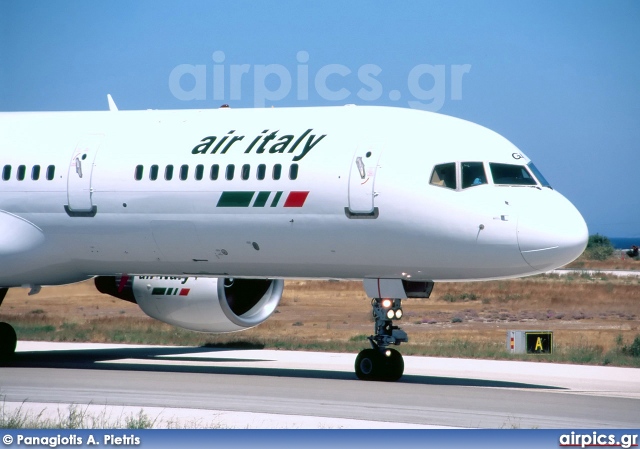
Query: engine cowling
95,276,283,332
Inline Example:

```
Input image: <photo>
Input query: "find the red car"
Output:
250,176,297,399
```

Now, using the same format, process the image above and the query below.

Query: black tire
380,348,404,381
0,322,17,361
355,349,379,380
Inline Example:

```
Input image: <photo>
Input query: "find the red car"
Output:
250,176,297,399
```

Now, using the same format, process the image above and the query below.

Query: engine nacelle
95,276,283,333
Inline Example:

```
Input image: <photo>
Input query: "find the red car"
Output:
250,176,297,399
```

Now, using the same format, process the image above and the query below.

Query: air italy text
191,128,326,162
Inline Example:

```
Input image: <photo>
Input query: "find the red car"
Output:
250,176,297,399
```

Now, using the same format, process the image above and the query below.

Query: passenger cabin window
257,164,266,180
241,164,250,180
179,164,189,180
149,165,159,181
226,164,235,180
165,165,174,181
430,163,456,189
134,165,143,181
490,163,536,186
210,164,219,180
1,165,56,181
461,162,487,189
273,164,281,180
289,164,299,180
195,164,204,180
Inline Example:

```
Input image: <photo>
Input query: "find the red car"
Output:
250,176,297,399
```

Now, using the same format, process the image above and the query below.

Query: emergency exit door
347,144,381,214
66,135,102,215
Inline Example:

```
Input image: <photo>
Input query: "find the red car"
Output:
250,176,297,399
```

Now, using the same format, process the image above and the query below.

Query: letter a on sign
535,337,543,351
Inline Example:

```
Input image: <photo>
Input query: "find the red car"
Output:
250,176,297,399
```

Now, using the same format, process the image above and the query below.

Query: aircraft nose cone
517,191,588,271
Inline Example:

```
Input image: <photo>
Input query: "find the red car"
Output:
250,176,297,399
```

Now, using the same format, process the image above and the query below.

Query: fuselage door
348,144,382,214
67,135,102,214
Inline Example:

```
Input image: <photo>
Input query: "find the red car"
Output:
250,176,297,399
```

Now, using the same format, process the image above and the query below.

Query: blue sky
1,1,638,238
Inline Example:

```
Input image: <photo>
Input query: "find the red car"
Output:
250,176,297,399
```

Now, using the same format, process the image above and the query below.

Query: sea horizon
609,237,639,249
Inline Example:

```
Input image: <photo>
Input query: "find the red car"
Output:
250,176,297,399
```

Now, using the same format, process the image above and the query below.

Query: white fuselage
0,106,588,287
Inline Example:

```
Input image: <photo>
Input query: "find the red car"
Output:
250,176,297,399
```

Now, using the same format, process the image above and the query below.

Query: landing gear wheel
355,349,378,380
0,322,17,362
355,348,404,381
378,348,404,381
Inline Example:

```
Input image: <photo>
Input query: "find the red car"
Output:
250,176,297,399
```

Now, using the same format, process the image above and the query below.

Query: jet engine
95,276,283,332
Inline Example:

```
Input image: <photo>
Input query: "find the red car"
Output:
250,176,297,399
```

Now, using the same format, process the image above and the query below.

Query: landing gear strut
355,298,407,381
0,288,16,362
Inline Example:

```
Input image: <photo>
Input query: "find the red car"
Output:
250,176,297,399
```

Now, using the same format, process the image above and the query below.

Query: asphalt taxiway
2,341,639,428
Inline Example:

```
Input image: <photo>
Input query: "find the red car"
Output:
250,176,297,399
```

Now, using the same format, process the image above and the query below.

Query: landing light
386,310,395,320
381,299,392,308
395,309,403,319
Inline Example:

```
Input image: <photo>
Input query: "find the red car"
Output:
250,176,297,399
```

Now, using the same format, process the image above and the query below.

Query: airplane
0,101,588,381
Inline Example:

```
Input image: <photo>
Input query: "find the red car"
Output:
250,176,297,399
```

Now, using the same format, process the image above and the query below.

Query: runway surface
2,341,639,428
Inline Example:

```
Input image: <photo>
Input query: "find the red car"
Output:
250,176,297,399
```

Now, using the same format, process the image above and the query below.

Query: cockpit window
430,163,456,189
461,162,487,189
527,162,552,188
490,163,537,186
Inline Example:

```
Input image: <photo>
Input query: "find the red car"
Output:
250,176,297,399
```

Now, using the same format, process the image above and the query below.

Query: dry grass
566,251,640,271
1,262,639,365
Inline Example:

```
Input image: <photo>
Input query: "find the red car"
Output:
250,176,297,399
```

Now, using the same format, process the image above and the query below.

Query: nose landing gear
355,298,407,381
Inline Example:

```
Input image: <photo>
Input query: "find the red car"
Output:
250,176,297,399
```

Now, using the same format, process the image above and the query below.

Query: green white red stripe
216,191,309,208
151,287,190,296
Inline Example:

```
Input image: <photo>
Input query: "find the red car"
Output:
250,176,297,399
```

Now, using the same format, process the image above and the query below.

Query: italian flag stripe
270,191,283,207
150,287,190,297
284,191,309,207
215,191,308,208
253,191,270,208
217,191,255,207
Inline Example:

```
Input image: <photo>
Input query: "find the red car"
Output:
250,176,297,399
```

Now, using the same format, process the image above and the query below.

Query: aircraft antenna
107,94,119,112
